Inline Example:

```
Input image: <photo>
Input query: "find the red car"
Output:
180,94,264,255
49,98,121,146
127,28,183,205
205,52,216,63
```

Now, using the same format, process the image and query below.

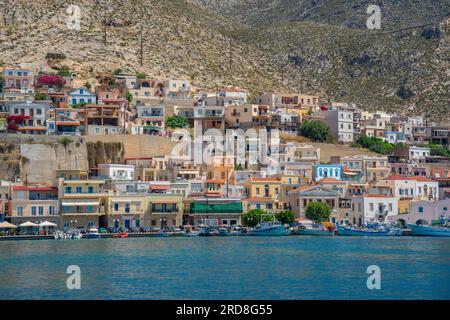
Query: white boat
85,228,101,239
54,230,83,240
249,215,286,236
295,220,334,236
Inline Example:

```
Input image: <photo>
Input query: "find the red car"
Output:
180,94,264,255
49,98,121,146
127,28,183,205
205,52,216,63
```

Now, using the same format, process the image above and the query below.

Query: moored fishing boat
296,227,334,236
85,228,101,239
218,227,231,236
295,220,335,236
337,225,402,236
249,215,286,236
407,224,450,237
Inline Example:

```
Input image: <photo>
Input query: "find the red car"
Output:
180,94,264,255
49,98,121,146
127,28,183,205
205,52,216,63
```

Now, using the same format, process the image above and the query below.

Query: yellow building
243,177,283,212
145,194,184,229
106,194,147,230
58,177,107,230
398,198,411,215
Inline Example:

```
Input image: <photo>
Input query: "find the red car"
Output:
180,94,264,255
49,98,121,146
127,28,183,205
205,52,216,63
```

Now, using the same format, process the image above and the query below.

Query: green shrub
299,120,332,142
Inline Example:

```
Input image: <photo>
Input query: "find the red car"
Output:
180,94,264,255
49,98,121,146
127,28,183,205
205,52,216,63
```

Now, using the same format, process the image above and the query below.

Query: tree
352,136,394,155
305,202,331,222
126,92,133,103
34,93,48,101
242,209,266,227
300,120,332,142
136,72,146,79
57,66,71,77
37,75,65,87
166,115,188,129
113,68,122,75
276,210,295,225
85,82,92,90
59,137,73,147
429,144,450,157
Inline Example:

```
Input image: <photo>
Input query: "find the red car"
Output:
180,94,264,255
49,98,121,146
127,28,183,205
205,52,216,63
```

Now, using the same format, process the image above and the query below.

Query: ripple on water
0,237,449,299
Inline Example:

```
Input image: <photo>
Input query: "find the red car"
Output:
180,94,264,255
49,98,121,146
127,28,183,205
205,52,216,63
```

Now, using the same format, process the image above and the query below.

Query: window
38,206,44,216
65,186,72,194
95,128,100,134
256,187,260,195
17,207,23,216
88,186,94,194
125,203,130,213
76,186,82,193
31,207,37,216
369,203,374,211
49,206,56,215
114,203,119,211
418,207,424,213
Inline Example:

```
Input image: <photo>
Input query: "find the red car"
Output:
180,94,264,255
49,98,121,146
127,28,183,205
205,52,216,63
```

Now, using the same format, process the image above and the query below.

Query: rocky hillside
0,0,449,122
0,0,286,92
190,0,449,30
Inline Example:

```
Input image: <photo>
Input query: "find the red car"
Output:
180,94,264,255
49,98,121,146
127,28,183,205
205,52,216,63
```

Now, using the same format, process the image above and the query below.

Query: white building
382,174,439,201
98,164,135,181
352,194,398,223
314,103,359,143
409,146,430,162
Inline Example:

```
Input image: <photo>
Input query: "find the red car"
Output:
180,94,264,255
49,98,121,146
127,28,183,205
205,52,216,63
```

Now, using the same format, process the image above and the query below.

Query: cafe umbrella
18,221,40,234
39,221,58,228
39,221,58,235
0,221,17,229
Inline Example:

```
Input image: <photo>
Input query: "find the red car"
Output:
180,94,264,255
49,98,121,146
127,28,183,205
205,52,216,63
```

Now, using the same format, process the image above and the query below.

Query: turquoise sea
0,237,449,300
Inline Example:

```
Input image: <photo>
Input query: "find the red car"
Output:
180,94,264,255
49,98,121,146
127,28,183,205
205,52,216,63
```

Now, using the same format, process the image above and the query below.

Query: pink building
387,199,450,225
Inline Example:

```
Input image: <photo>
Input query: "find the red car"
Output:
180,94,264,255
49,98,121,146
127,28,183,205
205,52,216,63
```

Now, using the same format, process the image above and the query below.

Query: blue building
314,164,342,181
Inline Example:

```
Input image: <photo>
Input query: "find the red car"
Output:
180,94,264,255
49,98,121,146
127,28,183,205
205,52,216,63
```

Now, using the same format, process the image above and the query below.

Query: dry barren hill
0,0,286,92
0,0,449,122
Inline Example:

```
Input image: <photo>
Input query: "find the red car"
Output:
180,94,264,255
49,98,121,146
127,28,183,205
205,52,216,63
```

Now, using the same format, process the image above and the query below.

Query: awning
62,201,100,206
151,200,178,204
19,221,39,227
0,221,17,229
39,221,58,227
56,121,80,126
111,199,142,203
150,185,170,190
144,125,162,131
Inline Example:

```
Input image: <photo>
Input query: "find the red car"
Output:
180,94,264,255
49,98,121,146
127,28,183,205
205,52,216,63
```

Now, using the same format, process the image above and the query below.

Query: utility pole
103,1,107,46
140,23,144,66
229,38,232,74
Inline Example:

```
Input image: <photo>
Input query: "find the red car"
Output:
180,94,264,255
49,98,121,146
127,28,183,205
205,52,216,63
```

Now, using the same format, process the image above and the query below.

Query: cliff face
0,134,173,184
20,139,88,185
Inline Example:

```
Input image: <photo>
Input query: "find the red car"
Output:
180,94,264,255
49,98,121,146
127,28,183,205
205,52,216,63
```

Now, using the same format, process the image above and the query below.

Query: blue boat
296,228,334,236
407,224,450,237
249,215,286,236
337,225,402,237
